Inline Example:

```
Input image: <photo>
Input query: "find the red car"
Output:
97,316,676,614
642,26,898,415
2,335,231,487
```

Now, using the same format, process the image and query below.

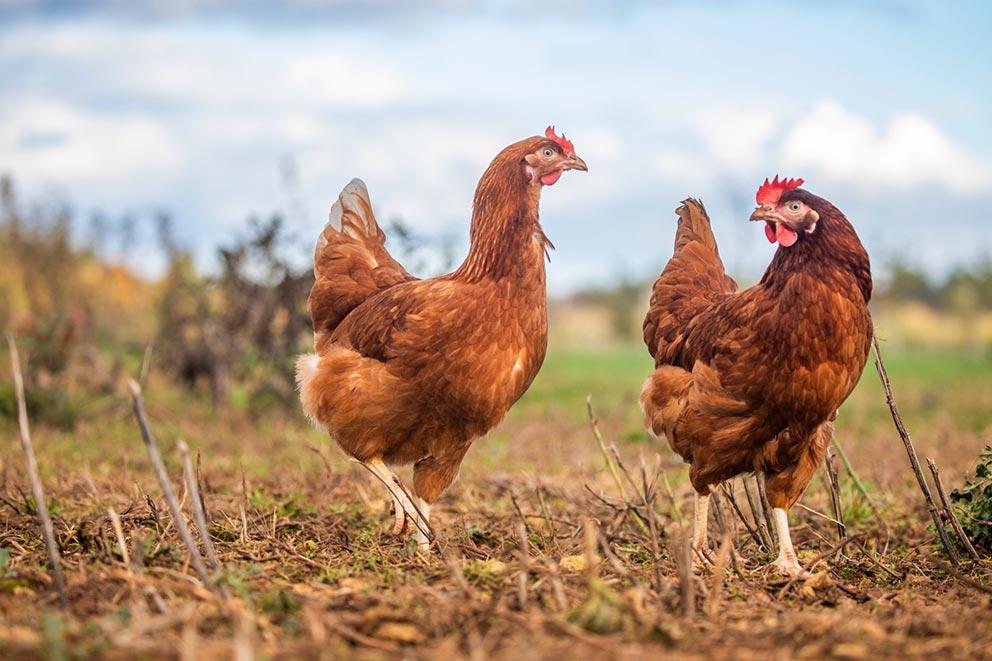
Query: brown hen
298,128,586,551
641,177,872,577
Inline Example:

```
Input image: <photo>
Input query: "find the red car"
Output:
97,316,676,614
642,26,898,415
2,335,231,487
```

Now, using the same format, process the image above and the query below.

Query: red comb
545,125,575,155
756,175,804,206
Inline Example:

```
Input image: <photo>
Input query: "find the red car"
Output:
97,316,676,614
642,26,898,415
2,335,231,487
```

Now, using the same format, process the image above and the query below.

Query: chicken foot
357,458,433,550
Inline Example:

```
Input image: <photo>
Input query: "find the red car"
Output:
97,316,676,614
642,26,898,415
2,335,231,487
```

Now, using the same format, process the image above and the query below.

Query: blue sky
1,1,990,294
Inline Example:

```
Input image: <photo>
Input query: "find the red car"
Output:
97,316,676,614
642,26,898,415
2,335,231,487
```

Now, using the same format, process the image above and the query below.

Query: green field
503,344,992,464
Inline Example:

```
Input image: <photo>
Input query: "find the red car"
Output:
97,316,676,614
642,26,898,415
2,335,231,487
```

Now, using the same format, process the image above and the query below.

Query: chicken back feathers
641,188,872,508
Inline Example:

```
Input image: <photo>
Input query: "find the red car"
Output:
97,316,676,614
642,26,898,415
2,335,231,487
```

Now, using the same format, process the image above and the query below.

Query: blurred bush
155,213,313,409
950,445,992,553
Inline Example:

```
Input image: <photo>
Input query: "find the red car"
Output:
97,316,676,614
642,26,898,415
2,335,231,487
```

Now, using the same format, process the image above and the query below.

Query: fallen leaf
373,622,425,643
560,554,593,572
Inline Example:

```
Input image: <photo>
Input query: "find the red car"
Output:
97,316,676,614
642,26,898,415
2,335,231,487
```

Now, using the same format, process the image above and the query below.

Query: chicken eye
542,148,555,158
787,201,803,212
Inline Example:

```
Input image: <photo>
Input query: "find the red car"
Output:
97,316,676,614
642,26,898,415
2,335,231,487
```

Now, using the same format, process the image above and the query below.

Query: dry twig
927,457,980,561
872,336,959,563
127,379,217,593
824,445,847,540
6,333,68,610
586,397,650,535
673,530,695,617
936,561,992,596
516,521,530,609
743,476,774,549
179,440,231,600
721,482,765,550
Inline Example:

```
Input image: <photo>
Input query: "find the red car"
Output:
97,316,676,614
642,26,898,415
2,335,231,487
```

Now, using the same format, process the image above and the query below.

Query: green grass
843,347,992,436
6,342,990,487
511,343,992,442
515,345,651,415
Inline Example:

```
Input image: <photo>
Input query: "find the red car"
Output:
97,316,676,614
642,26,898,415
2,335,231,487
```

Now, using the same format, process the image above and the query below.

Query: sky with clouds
1,0,990,294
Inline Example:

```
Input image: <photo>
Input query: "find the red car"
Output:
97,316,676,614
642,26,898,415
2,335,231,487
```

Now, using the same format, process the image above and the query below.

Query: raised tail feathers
307,179,415,349
643,198,737,362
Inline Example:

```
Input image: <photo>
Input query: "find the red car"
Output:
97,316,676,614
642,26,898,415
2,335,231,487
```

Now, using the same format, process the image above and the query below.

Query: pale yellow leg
691,492,713,567
365,459,417,536
412,497,432,554
771,507,809,578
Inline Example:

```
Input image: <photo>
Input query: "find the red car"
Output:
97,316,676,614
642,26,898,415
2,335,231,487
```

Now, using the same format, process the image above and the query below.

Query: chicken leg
770,507,809,578
363,458,428,542
691,491,714,566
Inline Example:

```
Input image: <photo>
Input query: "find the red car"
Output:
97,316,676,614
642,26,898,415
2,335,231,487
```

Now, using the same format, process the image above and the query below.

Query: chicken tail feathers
643,198,737,362
307,179,415,350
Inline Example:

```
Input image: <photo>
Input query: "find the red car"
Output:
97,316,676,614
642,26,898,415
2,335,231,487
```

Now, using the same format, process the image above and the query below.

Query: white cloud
781,100,992,193
286,54,404,107
649,100,992,196
694,107,778,169
0,99,179,189
653,149,711,184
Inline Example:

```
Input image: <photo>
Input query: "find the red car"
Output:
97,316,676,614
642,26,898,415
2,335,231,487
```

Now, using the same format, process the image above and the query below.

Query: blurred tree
156,214,313,410
883,257,937,306
385,217,456,276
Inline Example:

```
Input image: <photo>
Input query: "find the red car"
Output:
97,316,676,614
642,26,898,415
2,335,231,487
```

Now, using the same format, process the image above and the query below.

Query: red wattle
540,170,562,186
776,223,799,247
764,223,777,243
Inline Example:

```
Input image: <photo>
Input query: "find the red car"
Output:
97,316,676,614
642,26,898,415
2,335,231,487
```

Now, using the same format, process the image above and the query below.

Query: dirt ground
0,387,990,660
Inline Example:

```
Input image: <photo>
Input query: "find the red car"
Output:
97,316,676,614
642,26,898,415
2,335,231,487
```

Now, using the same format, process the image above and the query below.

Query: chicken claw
691,543,715,570
361,458,420,539
389,495,409,535
771,556,810,580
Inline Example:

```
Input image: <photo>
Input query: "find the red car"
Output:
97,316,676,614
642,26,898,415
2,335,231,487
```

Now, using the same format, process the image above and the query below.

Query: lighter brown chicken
298,128,586,551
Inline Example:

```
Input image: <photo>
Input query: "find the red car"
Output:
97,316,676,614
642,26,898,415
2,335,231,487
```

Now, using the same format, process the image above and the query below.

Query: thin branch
743,476,774,549
108,507,133,576
126,379,217,593
721,482,765,550
586,396,649,535
674,530,695,617
179,440,231,601
927,457,980,562
872,336,959,563
936,561,992,596
833,439,883,520
755,473,777,541
139,342,154,388
824,445,847,540
706,532,733,617
108,506,167,613
6,333,68,610
516,521,530,609
795,502,845,529
638,459,665,596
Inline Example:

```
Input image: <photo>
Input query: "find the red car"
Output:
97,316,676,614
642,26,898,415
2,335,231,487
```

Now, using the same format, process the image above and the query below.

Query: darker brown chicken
298,128,586,551
641,177,872,576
